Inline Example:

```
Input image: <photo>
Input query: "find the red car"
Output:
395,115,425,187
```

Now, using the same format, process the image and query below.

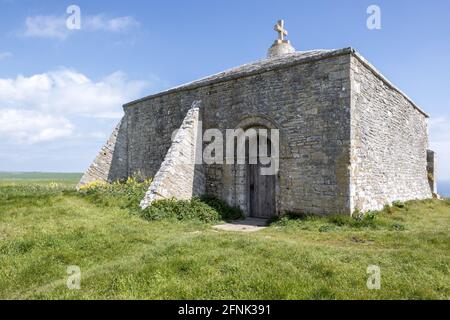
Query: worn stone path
213,218,268,232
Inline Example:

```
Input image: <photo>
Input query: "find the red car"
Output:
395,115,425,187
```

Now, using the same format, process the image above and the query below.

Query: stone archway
231,115,286,218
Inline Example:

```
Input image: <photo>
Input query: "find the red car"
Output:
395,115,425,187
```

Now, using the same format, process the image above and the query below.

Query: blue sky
0,0,449,183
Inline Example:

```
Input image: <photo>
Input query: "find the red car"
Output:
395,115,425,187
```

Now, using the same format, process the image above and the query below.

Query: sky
0,0,449,183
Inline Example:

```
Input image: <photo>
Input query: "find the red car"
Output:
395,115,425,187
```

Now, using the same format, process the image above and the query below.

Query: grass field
0,174,449,300
0,172,82,182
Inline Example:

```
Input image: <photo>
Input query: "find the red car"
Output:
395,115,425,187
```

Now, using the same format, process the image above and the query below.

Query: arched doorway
232,115,286,218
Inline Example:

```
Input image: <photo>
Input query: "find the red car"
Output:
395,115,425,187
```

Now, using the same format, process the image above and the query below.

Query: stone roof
124,47,428,118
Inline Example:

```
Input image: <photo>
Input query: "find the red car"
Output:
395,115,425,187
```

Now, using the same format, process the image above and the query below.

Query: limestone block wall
121,51,353,215
350,54,432,212
202,55,352,215
140,102,205,208
124,92,203,179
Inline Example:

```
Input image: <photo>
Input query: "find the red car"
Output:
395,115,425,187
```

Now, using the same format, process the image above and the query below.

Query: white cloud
85,15,140,32
0,68,149,118
0,52,12,60
24,15,68,39
22,14,140,39
429,117,450,181
0,109,73,144
0,68,152,145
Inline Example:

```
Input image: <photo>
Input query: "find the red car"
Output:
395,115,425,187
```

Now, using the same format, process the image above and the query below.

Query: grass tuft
140,198,218,223
78,179,243,223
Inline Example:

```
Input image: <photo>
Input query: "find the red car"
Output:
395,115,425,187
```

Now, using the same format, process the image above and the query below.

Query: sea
437,181,450,198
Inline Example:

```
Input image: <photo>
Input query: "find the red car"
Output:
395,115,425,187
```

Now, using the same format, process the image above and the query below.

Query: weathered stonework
140,101,205,209
349,53,432,212
268,40,296,58
80,47,435,216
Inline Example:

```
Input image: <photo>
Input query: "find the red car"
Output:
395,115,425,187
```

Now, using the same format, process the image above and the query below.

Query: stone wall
123,52,353,215
202,55,352,215
350,54,432,212
124,93,202,179
140,102,205,209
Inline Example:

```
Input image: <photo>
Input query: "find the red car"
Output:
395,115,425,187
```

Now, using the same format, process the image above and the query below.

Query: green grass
0,176,449,300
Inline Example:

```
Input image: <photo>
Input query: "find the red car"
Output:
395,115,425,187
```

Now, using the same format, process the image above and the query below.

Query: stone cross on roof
274,20,288,41
267,19,295,58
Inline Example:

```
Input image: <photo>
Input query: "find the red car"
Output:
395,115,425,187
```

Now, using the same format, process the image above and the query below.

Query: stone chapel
78,20,437,217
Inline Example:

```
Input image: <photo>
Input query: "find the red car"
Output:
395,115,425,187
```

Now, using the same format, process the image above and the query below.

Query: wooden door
247,136,276,218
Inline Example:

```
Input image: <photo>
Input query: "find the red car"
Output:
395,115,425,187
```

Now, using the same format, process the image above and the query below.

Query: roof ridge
124,48,350,107
123,47,428,119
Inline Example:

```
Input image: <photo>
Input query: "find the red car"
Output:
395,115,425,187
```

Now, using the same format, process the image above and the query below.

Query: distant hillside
0,172,82,181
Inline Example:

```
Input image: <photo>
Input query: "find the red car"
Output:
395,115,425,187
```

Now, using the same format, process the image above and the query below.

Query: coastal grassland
0,175,449,299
